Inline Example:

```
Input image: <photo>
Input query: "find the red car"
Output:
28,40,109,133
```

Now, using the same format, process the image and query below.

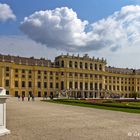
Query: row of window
105,85,137,91
105,80,135,84
5,80,59,89
14,74,59,80
5,79,102,90
68,73,103,79
59,60,103,70
68,82,102,90
105,76,135,81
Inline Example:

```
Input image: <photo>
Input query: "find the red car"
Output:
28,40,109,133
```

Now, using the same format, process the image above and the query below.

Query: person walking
28,94,30,101
32,94,35,101
18,95,20,101
22,94,25,101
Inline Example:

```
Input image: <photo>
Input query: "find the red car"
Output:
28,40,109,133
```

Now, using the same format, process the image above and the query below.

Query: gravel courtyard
1,97,140,140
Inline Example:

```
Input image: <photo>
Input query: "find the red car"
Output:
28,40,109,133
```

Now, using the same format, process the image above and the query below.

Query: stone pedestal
0,88,10,136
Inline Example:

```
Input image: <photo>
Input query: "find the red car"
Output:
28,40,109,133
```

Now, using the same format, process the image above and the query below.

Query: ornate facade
0,53,140,98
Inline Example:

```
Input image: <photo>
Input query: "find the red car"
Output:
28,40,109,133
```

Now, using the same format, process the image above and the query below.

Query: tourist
18,95,20,101
28,94,30,101
22,94,25,101
32,94,35,101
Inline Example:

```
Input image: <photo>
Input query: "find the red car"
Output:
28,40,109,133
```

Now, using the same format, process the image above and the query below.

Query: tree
132,92,138,100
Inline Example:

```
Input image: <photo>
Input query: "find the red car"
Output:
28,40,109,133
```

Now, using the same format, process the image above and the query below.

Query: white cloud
0,35,59,60
1,35,140,68
20,5,140,52
0,3,16,22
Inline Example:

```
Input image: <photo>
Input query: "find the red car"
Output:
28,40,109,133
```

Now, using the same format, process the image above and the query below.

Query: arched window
80,62,83,68
69,81,73,89
90,63,93,70
69,61,72,68
61,81,64,90
99,83,102,90
99,64,102,71
75,62,78,68
85,63,88,69
95,64,98,70
61,60,64,67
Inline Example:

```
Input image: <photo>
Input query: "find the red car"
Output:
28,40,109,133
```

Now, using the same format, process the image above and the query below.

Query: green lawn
42,99,140,114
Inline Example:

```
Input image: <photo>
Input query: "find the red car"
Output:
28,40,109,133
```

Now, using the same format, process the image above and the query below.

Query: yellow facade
0,54,140,98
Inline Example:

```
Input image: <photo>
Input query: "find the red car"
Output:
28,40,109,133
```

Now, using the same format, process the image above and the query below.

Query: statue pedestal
0,96,10,136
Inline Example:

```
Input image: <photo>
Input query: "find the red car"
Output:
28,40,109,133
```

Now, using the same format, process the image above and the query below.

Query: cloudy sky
0,0,140,68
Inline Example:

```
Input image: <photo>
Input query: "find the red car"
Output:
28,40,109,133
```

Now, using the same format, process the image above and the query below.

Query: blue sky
0,0,136,35
0,0,140,68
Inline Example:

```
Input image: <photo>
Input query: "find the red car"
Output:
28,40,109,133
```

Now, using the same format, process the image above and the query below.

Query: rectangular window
95,83,98,90
6,73,9,77
28,75,32,79
28,81,32,88
38,82,41,88
95,75,98,78
56,83,59,88
80,82,83,90
85,74,88,78
15,74,18,78
15,81,18,87
15,69,18,73
50,82,53,88
75,82,78,89
38,70,41,74
29,70,32,74
90,74,93,78
85,83,88,90
22,81,25,87
113,85,115,90
80,73,83,77
90,83,93,90
125,86,127,91
69,73,72,77
22,69,25,73
6,67,9,71
44,82,47,88
69,82,72,89
61,81,64,90
117,86,119,90
121,86,123,91
15,91,18,97
99,83,102,90
5,80,9,87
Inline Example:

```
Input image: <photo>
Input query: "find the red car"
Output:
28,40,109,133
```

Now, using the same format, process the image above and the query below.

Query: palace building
0,53,140,98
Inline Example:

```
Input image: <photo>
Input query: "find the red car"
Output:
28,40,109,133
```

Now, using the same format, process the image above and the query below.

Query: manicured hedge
50,99,140,110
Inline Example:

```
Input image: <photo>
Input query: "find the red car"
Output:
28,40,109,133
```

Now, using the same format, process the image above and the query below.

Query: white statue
0,87,6,96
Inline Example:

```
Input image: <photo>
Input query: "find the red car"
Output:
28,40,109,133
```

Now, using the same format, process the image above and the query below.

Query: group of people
18,94,35,101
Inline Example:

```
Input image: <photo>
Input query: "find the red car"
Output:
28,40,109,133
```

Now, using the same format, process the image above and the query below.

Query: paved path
1,97,140,140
